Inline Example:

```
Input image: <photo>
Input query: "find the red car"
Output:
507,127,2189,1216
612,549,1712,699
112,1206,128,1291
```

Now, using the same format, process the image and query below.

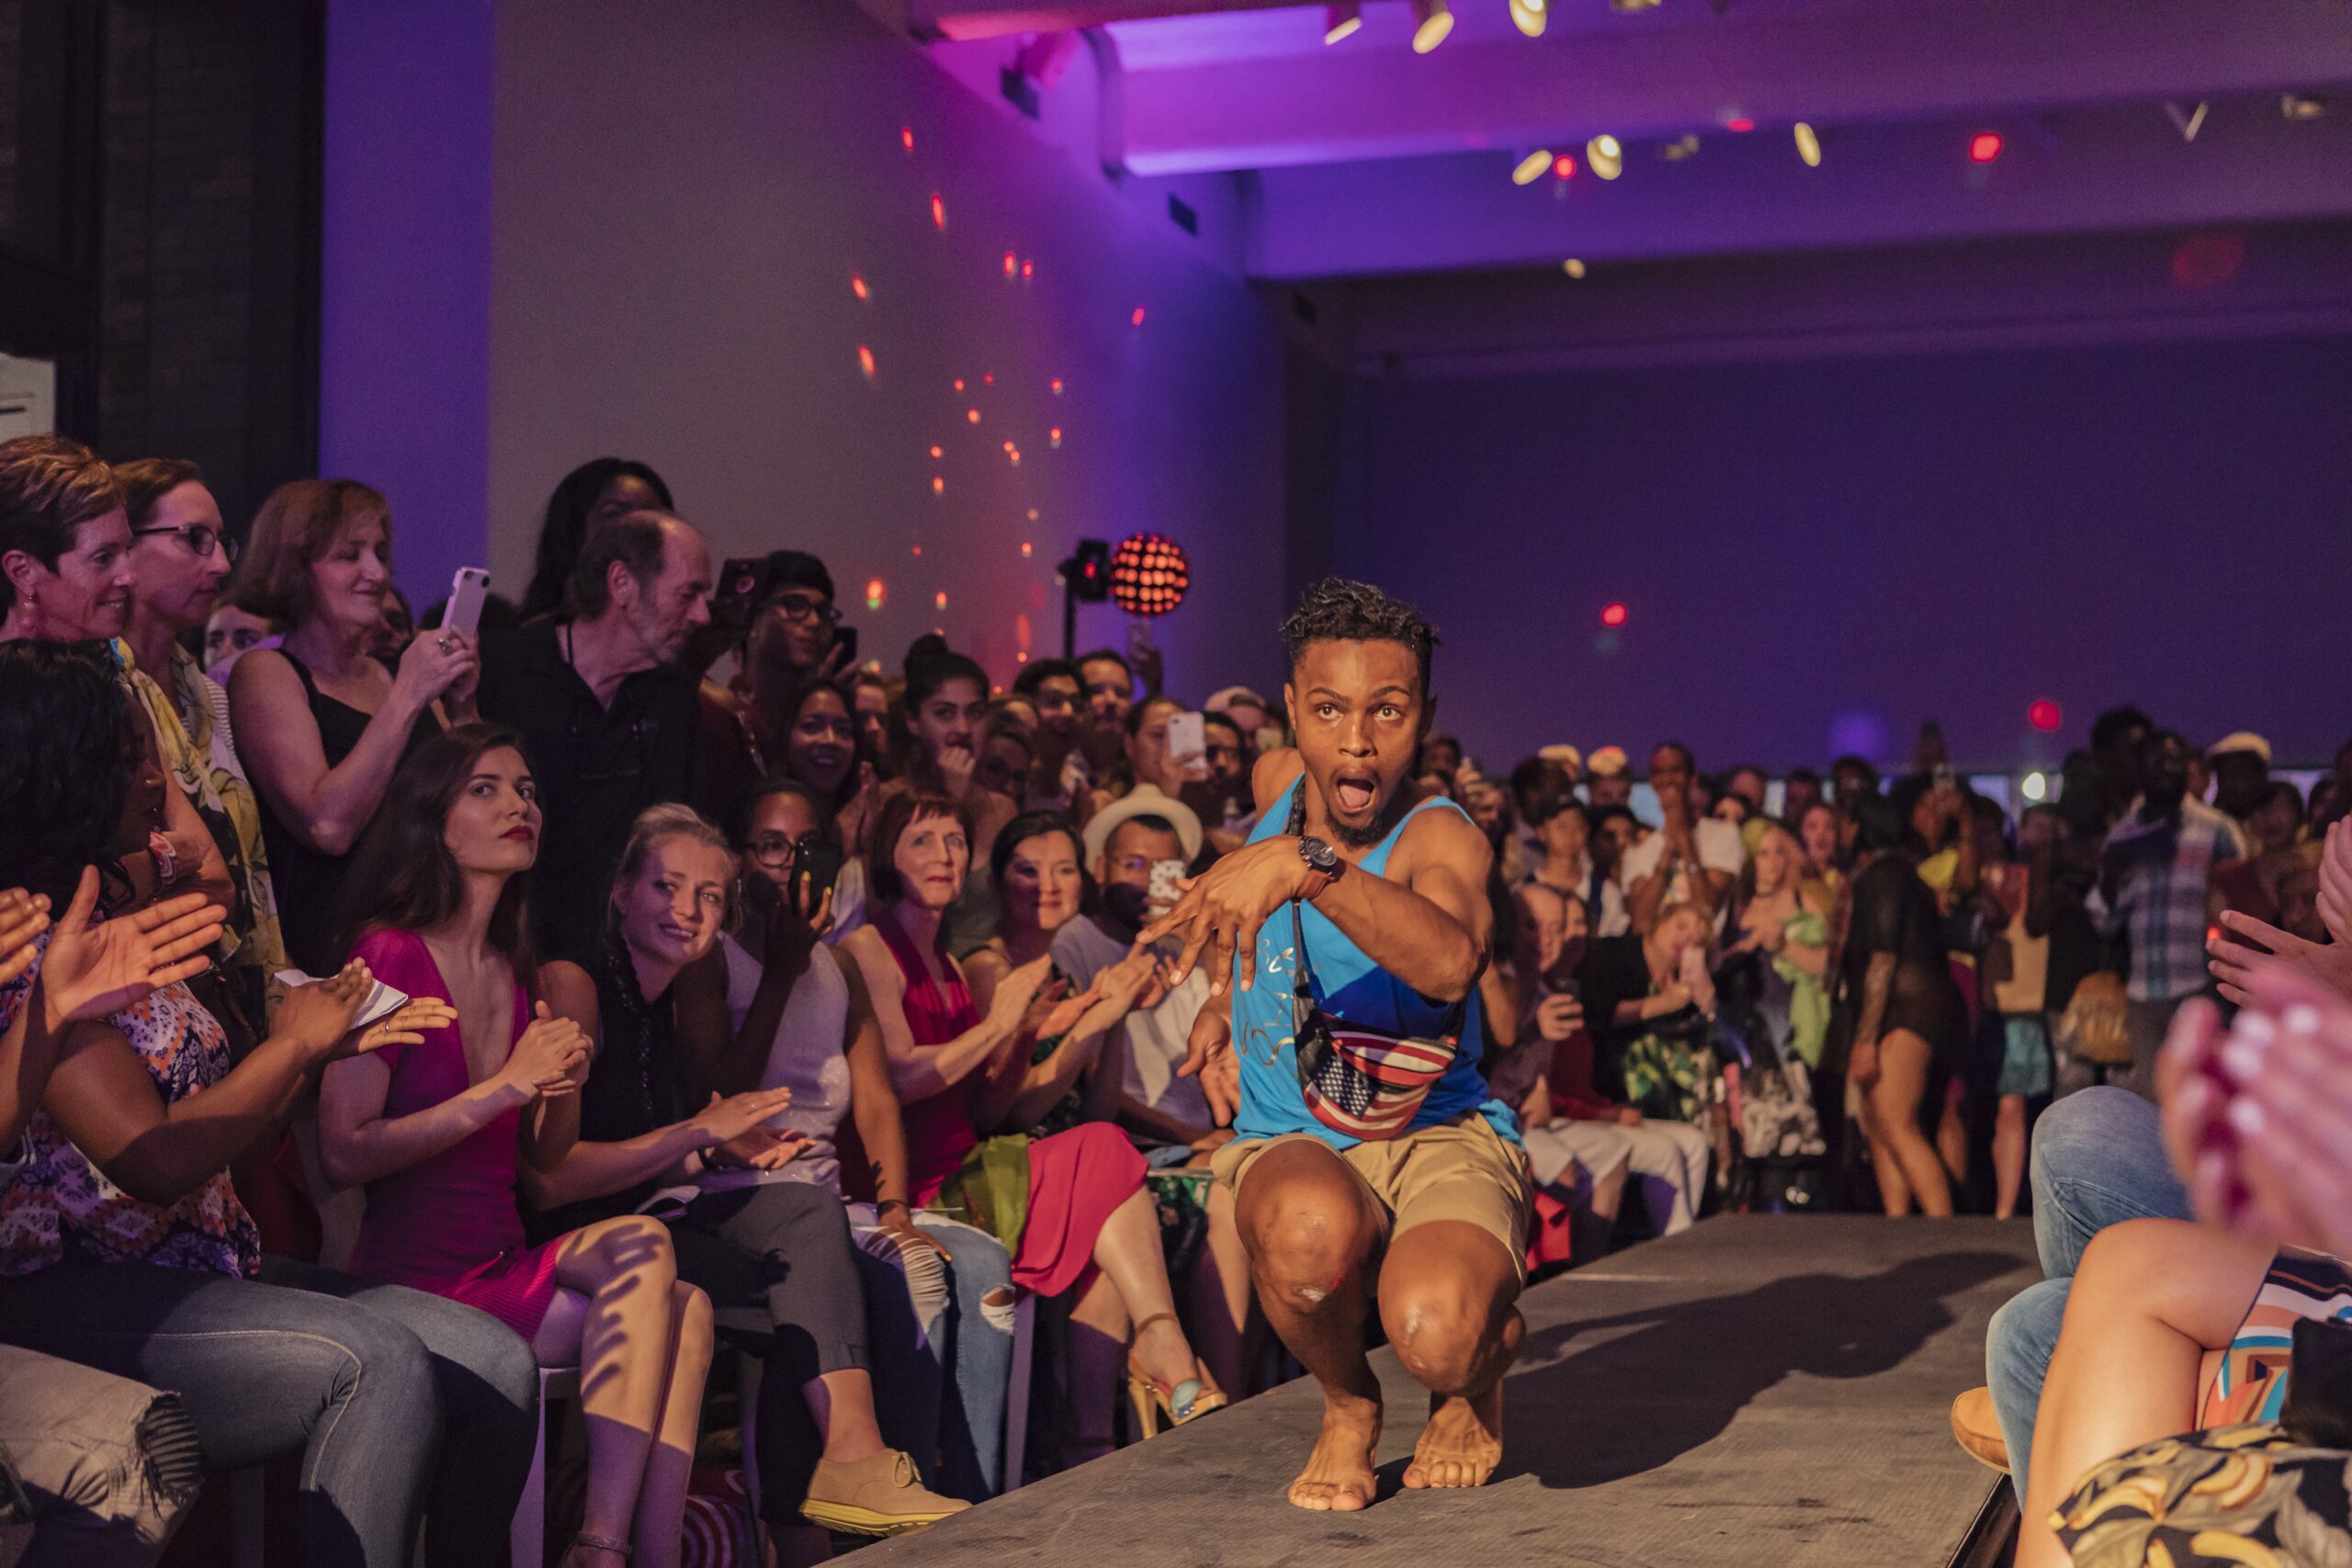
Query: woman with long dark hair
0,640,525,1568
518,457,673,623
319,725,716,1568
528,804,969,1550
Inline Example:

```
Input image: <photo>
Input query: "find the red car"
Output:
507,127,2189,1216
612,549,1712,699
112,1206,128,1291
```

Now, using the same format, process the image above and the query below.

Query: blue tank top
1230,778,1520,1149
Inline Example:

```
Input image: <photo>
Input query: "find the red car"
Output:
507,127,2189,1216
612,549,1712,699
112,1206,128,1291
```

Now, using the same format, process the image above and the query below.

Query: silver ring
436,636,450,652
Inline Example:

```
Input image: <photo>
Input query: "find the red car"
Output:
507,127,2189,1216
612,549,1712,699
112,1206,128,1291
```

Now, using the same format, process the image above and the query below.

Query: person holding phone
228,479,477,975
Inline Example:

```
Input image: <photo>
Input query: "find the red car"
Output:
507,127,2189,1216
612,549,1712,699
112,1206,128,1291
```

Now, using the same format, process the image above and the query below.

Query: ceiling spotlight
2281,94,2328,120
1511,150,1554,186
1793,121,1822,166
2165,100,2208,141
1409,0,1453,52
1321,3,1362,44
1562,257,1587,277
1586,134,1623,180
1609,0,1661,10
1661,134,1701,161
1509,0,1546,38
1969,130,2003,164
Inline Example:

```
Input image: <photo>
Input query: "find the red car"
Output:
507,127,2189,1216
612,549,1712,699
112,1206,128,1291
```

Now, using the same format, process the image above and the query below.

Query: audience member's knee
674,1281,716,1366
2071,1216,2179,1304
599,1213,677,1283
339,1308,442,1422
2030,1085,2143,1182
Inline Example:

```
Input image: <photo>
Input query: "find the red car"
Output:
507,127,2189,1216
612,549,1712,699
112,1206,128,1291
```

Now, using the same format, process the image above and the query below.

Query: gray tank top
717,936,853,1196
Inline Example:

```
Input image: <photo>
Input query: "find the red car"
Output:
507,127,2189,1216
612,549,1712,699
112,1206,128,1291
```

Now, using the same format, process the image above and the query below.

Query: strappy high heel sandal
1125,1312,1227,1438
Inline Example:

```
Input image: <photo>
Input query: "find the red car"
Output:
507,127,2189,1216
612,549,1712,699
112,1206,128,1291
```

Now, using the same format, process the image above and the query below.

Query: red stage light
2028,699,2063,732
1003,252,1017,277
851,275,868,300
983,372,993,385
1970,131,2002,164
865,578,886,610
856,345,876,379
1130,306,1147,327
952,378,965,392
1725,117,1755,133
1553,153,1576,178
900,127,914,152
930,194,946,229
1049,378,1065,394
929,445,942,459
1021,260,1034,279
1600,602,1628,627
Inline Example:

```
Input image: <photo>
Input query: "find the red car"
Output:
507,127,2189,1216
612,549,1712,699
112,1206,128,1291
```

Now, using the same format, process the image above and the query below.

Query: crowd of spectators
1,431,2346,1568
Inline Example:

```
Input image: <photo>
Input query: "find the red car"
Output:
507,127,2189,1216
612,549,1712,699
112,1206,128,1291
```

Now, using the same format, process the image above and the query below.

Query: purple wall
482,0,1288,697
1336,333,2352,773
318,0,494,608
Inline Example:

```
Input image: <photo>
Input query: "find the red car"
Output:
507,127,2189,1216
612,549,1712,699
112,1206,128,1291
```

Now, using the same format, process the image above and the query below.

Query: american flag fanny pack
1285,793,1468,1141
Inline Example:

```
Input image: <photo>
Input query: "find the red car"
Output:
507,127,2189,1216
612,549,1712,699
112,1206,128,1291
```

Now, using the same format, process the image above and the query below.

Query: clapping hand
273,962,374,1062
2209,820,2352,1006
2159,967,2352,1258
688,1087,797,1148
500,1002,593,1101
707,1124,812,1171
39,867,225,1028
351,997,458,1057
0,888,50,989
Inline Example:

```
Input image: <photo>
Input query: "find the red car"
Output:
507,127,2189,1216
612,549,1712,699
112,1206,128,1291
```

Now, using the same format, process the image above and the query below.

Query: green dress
1774,908,1832,1068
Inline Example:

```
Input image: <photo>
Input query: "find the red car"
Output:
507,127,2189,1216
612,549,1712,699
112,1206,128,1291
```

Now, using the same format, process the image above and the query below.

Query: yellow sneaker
800,1450,969,1537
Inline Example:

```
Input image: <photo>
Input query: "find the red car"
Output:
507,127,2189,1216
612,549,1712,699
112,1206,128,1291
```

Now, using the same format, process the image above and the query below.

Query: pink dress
347,928,566,1338
874,910,1143,1297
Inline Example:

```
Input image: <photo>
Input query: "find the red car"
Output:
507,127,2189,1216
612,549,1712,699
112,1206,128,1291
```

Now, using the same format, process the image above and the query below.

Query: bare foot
1287,1390,1383,1511
1403,1309,1521,1491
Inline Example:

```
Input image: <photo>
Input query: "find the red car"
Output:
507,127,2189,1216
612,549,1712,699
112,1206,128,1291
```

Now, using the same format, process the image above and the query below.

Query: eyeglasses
745,833,799,869
134,525,239,564
770,594,842,626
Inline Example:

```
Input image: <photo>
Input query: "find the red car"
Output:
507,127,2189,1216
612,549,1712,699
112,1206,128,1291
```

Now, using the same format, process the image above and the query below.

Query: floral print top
0,928,259,1279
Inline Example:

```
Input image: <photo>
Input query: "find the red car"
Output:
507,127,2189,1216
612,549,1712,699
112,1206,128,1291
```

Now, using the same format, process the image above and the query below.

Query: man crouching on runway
1142,578,1532,1511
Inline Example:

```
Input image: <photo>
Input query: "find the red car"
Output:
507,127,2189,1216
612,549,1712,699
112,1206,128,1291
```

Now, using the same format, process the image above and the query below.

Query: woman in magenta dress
837,787,1223,1456
316,724,714,1568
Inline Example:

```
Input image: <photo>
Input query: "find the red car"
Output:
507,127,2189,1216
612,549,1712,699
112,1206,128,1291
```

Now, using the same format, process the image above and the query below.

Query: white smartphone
1166,710,1209,783
1147,858,1188,917
445,567,492,640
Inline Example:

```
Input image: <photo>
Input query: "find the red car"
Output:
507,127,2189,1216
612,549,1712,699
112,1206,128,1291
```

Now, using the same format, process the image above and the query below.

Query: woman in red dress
318,724,713,1568
836,788,1223,1459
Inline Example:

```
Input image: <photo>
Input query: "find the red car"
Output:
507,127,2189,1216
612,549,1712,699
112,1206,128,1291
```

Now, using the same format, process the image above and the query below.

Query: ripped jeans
852,1212,1016,1499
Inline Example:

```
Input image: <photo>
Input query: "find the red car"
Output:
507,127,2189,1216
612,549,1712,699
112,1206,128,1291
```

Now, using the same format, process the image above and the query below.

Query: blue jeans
0,1258,538,1568
911,1214,1016,1499
1984,1087,2190,1501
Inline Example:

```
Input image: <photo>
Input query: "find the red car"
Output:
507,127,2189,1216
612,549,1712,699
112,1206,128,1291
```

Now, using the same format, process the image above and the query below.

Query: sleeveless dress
345,928,564,1337
1228,778,1519,1150
254,651,443,975
717,934,854,1196
872,908,1143,1296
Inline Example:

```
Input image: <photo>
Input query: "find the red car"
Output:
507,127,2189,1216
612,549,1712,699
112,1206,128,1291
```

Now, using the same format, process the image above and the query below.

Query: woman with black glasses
118,457,290,1027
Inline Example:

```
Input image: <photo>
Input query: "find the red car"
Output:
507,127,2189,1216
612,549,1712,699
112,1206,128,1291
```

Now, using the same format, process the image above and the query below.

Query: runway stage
865,1214,2041,1568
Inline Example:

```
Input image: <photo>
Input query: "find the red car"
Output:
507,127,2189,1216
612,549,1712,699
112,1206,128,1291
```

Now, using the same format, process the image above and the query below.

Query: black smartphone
714,556,780,634
833,623,859,668
793,833,844,907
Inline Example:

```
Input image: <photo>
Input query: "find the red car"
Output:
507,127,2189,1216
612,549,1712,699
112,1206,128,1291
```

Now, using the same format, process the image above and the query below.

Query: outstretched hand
1176,998,1240,1127
39,867,226,1028
2208,908,2352,1007
1139,837,1321,997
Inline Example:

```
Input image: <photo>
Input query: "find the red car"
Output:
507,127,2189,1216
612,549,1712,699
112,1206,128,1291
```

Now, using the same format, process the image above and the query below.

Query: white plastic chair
511,1364,580,1568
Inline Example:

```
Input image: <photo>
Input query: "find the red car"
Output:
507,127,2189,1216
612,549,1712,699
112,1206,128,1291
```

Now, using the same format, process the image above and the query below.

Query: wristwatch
1297,835,1343,897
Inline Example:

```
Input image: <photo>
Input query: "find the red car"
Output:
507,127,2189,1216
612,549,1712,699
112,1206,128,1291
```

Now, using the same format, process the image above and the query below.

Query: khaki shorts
1211,1111,1534,1284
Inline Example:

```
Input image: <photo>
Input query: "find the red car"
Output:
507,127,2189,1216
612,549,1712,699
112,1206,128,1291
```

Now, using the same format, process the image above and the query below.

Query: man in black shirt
477,510,713,960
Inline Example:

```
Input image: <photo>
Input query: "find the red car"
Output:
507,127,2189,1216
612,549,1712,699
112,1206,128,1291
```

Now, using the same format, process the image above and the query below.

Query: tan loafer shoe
800,1450,970,1537
1951,1385,2009,1472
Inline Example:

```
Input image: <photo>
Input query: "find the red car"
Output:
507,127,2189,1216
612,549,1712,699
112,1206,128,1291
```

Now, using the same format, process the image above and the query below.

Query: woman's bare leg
1066,1269,1130,1448
1869,1032,1951,1216
2016,1219,2270,1568
1091,1186,1205,1393
1191,1181,1253,1397
632,1280,714,1568
1993,1094,2029,1220
535,1215,685,1560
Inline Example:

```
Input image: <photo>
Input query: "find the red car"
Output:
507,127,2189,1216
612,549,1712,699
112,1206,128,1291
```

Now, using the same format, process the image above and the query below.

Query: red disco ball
1108,533,1190,618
